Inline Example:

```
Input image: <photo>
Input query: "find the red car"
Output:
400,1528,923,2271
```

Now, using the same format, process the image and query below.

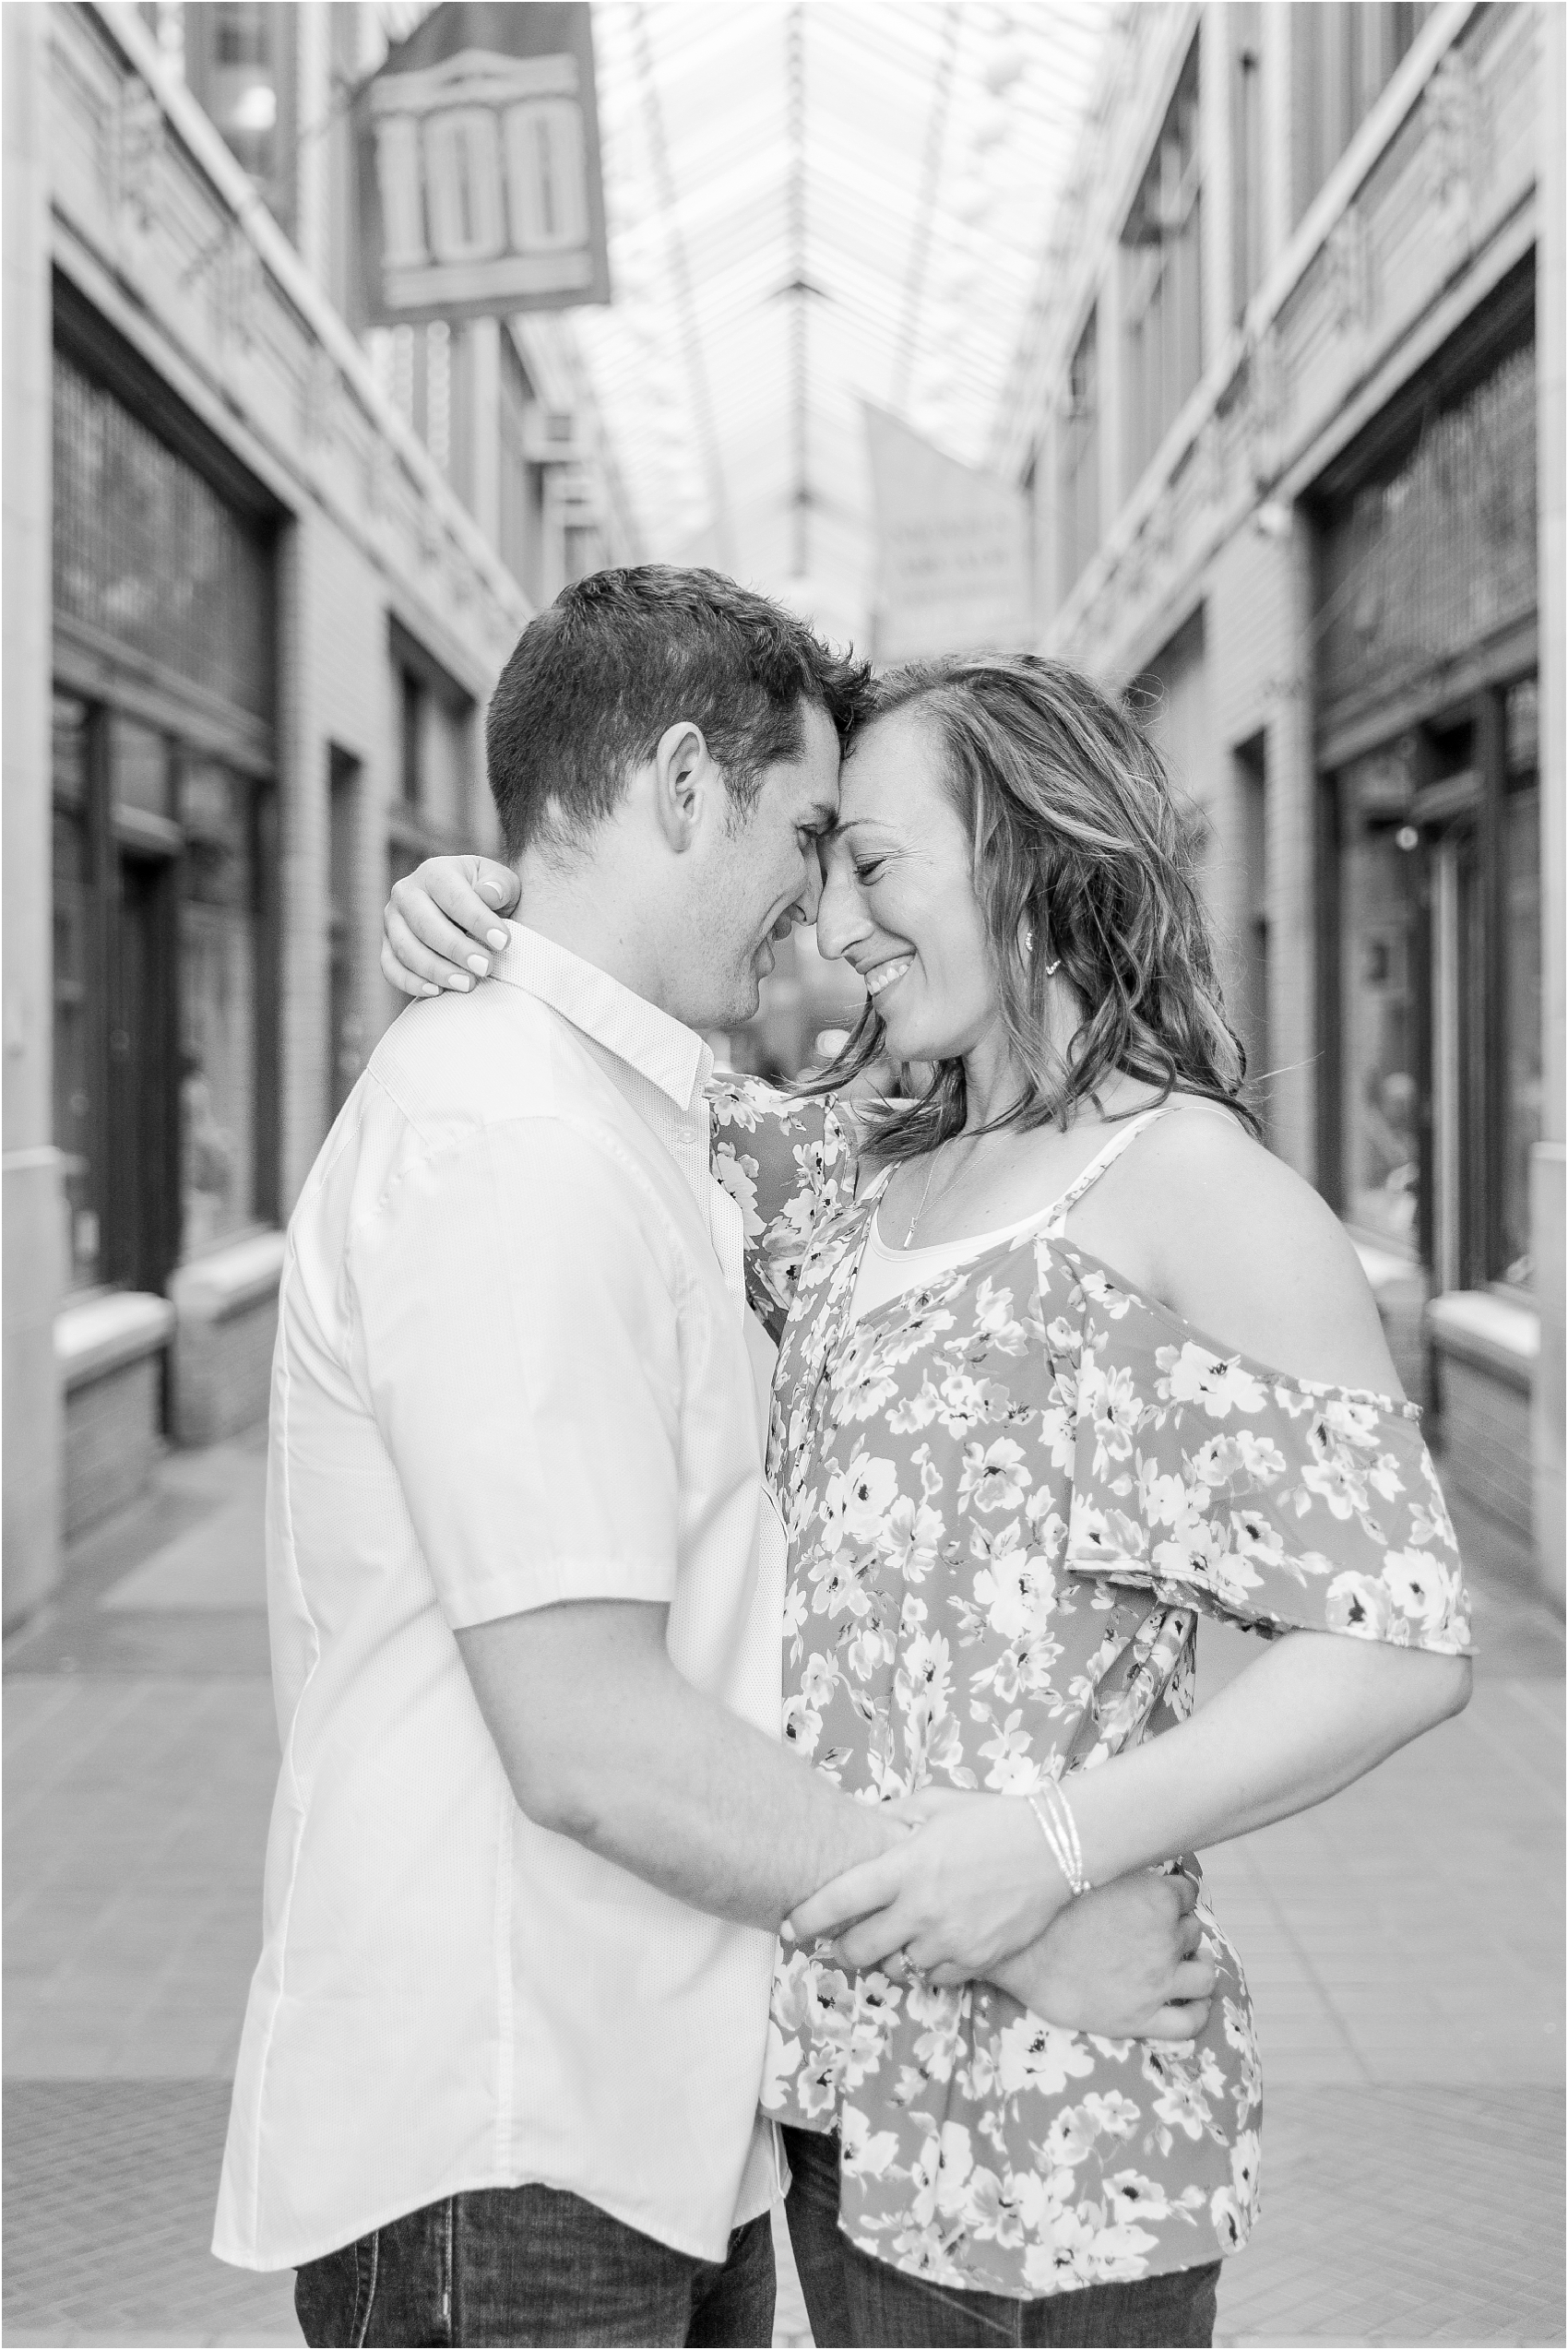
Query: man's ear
651,720,711,853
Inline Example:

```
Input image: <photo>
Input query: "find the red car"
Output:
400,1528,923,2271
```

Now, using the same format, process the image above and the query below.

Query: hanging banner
352,2,611,326
863,405,1033,664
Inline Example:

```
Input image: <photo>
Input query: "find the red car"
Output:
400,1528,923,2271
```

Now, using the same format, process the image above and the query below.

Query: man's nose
796,850,825,926
814,868,869,963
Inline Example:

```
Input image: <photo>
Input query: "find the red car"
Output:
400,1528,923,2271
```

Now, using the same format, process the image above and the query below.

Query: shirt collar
489,922,713,1114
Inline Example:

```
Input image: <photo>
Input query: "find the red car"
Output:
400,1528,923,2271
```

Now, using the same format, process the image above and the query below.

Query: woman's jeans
782,2125,1221,2348
294,2182,774,2347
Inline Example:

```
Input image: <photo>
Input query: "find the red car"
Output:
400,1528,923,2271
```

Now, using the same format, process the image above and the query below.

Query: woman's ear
651,720,709,852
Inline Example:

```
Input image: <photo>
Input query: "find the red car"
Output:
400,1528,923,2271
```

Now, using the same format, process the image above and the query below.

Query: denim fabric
294,2184,775,2347
782,2126,1221,2348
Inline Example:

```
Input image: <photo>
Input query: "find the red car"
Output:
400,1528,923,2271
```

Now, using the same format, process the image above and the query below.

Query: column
2,3,65,1626
1532,0,1565,1598
1257,0,1294,278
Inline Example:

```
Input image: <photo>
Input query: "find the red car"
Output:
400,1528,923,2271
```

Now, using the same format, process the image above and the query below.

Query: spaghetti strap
1042,1104,1177,1237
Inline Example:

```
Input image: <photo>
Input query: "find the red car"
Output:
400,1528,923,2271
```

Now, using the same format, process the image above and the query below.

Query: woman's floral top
716,1112,1471,2302
707,1075,855,1337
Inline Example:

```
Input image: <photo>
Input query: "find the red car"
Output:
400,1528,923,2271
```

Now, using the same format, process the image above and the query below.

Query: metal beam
889,4,960,417
632,2,737,573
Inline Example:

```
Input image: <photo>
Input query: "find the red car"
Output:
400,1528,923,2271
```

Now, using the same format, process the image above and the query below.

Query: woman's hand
786,1786,1067,1977
985,1870,1218,2041
381,857,520,1000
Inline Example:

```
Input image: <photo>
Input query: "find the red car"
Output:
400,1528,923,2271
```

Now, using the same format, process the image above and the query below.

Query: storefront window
52,694,101,1288
180,761,257,1255
1340,747,1420,1252
1500,679,1540,1286
115,717,173,817
53,348,274,719
53,335,278,1295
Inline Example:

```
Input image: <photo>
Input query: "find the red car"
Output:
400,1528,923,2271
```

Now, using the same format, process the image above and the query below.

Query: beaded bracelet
1026,1777,1092,1898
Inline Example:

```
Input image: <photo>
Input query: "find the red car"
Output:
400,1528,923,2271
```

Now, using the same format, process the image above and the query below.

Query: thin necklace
902,1133,981,1249
902,1150,942,1249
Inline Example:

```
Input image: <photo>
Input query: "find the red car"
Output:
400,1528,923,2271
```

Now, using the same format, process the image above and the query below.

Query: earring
1020,919,1061,978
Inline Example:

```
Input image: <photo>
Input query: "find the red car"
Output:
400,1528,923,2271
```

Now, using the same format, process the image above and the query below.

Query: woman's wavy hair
808,652,1260,1160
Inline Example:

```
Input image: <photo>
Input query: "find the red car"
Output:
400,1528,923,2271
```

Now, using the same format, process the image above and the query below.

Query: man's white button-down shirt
214,928,786,2273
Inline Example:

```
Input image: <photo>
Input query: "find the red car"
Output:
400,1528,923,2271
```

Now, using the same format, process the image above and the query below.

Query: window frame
1119,40,1204,497
1318,671,1539,1298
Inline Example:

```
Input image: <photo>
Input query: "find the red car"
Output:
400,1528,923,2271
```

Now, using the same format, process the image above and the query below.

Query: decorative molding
1427,45,1477,234
208,227,262,354
1242,328,1280,491
360,440,387,525
112,75,162,235
302,344,339,450
1325,205,1371,339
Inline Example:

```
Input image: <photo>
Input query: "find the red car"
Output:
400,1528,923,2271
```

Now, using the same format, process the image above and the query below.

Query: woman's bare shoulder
1125,1101,1403,1396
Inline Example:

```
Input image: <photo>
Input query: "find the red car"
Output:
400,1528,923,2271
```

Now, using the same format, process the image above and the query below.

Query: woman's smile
862,955,913,1001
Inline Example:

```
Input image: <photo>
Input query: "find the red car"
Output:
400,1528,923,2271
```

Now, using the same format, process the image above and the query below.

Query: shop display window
51,334,279,1300
52,694,101,1289
1500,680,1541,1287
180,761,259,1257
1339,747,1420,1252
1331,675,1540,1298
53,348,274,719
115,717,174,819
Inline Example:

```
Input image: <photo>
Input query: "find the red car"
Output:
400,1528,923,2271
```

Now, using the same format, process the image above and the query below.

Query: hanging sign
353,2,611,326
863,404,1033,664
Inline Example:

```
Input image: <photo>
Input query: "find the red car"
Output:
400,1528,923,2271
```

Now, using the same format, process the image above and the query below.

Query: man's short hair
485,565,873,860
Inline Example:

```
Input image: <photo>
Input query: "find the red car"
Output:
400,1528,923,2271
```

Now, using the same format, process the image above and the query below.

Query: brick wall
64,1358,164,1542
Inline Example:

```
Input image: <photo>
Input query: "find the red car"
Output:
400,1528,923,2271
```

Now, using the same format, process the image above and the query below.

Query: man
216,568,1204,2346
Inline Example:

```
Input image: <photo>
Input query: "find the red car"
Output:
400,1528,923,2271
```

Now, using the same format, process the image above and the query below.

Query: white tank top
849,1105,1178,1327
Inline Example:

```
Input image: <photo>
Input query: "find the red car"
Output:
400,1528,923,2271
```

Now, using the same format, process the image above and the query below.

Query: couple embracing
214,566,1471,2348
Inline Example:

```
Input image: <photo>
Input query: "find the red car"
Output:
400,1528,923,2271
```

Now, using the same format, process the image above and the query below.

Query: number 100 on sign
365,48,610,321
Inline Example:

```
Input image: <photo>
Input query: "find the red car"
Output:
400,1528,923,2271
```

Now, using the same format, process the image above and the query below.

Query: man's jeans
782,2126,1221,2348
294,2183,775,2347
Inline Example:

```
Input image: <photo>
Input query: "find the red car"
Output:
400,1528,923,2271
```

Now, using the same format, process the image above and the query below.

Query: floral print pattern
707,1076,854,1343
737,1157,1471,2300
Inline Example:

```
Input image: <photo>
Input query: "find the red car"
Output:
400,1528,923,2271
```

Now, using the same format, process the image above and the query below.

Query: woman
381,654,1471,2347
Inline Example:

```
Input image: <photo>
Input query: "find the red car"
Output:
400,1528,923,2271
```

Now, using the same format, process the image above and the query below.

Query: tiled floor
4,1440,1562,2349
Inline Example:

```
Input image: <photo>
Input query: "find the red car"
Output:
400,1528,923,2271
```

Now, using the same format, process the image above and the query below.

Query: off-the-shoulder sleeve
707,1075,856,1343
1061,1279,1473,1655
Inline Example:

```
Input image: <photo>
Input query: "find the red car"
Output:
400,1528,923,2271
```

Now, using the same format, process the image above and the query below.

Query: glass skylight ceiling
578,2,1120,645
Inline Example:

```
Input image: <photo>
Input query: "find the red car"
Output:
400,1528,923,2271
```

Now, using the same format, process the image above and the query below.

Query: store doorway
106,850,181,1295
1420,801,1485,1296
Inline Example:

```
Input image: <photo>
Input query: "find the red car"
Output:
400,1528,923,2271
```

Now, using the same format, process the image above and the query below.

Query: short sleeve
1063,1292,1473,1656
349,1118,683,1631
707,1075,856,1342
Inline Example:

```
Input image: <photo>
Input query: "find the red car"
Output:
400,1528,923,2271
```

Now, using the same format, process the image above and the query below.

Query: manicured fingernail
422,983,441,998
467,955,491,977
486,929,508,952
446,972,470,991
779,1920,795,1944
479,882,504,906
